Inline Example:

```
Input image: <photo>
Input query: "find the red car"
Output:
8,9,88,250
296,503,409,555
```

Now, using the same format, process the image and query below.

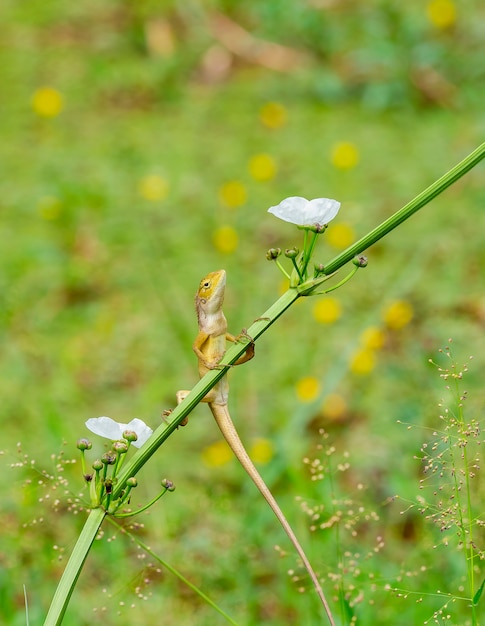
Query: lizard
176,269,334,622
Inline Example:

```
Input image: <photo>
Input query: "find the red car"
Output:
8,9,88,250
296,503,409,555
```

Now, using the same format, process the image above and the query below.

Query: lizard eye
203,281,210,288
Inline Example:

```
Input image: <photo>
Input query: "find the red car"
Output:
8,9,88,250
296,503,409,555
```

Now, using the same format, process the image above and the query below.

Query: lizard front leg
226,329,255,366
192,330,224,370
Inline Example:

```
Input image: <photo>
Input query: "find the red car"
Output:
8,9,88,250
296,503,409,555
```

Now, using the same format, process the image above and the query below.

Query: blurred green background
1,1,484,624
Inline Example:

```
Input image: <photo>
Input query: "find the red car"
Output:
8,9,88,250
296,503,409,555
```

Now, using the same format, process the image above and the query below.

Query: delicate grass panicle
298,430,383,621
11,443,81,520
397,342,484,625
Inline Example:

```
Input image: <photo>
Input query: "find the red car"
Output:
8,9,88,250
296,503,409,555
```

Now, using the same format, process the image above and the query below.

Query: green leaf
338,587,355,623
473,576,485,606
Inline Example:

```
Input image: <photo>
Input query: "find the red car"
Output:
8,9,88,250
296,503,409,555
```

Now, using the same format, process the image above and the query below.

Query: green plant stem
322,141,485,276
290,256,304,282
300,230,319,278
462,441,477,624
113,484,170,518
275,258,291,279
45,142,485,624
451,375,477,624
79,450,87,478
44,507,106,625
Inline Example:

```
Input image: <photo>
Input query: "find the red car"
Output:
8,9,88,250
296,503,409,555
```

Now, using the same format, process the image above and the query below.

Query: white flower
268,196,340,227
85,416,153,448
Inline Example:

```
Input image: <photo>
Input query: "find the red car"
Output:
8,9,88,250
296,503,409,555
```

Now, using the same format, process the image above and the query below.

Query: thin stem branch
107,519,240,626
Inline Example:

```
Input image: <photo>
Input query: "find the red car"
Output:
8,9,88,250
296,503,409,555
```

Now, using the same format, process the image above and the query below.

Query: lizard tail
210,403,335,626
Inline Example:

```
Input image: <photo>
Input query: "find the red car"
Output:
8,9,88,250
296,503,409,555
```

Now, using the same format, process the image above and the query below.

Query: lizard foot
162,408,188,427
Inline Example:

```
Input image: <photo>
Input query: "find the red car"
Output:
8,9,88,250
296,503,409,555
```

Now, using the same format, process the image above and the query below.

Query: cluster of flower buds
77,417,174,517
266,196,367,294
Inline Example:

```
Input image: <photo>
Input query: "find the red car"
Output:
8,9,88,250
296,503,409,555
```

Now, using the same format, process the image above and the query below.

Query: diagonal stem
322,141,485,276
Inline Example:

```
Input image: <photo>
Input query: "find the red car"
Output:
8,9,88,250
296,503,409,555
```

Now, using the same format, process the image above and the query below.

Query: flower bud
122,429,138,443
113,440,129,454
126,477,138,488
101,452,116,465
352,255,368,267
313,223,327,233
77,438,92,451
161,478,176,492
266,248,281,260
299,222,327,233
284,247,299,259
92,459,103,471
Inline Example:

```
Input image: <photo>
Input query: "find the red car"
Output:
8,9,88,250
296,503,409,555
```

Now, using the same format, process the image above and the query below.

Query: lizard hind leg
175,378,225,427
176,390,190,405
176,388,220,413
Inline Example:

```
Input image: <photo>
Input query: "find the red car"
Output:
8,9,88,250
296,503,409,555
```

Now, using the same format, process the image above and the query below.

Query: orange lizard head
195,269,226,315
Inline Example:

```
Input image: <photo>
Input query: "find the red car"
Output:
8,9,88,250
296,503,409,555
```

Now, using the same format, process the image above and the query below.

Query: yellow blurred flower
138,175,169,201
321,393,347,421
219,180,247,208
426,0,456,29
37,196,62,220
32,87,64,118
201,440,233,467
326,222,356,249
296,376,320,402
360,326,385,350
249,438,274,464
382,300,414,330
279,278,290,295
312,297,342,325
350,349,376,375
212,225,239,254
259,102,288,129
248,153,277,181
330,141,360,170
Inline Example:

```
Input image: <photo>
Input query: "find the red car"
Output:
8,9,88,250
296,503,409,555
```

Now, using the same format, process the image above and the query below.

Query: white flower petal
268,196,308,224
124,418,153,448
268,196,340,227
86,416,123,440
85,416,153,448
307,198,341,223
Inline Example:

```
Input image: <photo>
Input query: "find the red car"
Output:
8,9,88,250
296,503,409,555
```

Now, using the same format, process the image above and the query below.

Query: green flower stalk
268,196,341,285
76,438,91,480
90,459,103,506
112,478,175,517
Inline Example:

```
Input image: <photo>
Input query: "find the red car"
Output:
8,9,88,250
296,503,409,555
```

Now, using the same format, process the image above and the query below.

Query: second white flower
268,196,340,227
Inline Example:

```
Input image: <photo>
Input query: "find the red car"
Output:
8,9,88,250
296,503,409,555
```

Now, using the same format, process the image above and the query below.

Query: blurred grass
1,1,484,624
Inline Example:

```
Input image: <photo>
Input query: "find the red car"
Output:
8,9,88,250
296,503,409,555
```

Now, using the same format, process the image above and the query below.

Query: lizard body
177,270,333,621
